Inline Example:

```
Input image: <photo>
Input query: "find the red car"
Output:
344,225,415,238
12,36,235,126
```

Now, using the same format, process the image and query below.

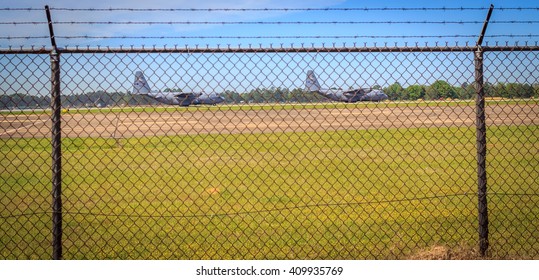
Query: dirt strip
1,103,537,139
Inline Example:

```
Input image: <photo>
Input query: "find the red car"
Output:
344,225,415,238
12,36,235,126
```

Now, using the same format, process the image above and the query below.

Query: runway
1,103,538,139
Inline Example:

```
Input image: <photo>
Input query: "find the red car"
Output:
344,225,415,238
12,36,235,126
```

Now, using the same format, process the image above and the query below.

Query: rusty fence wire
1,45,538,259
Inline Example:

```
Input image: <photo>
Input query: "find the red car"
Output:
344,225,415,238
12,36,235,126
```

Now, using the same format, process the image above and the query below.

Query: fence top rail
0,46,50,54
2,45,539,54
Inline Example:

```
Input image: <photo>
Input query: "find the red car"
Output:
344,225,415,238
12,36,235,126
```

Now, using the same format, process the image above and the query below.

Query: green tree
492,83,508,98
287,88,307,102
426,80,457,100
456,82,475,100
506,83,534,98
482,82,493,97
223,90,242,103
384,82,405,100
405,85,426,100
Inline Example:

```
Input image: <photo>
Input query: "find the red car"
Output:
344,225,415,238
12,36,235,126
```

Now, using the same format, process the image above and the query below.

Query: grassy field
1,121,538,259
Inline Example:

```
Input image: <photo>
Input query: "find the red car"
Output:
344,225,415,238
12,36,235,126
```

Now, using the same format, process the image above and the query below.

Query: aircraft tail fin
305,70,321,92
132,71,151,94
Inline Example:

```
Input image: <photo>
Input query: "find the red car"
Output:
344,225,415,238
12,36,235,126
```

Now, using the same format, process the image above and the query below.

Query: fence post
46,5,63,260
50,49,62,260
474,4,493,258
474,48,489,257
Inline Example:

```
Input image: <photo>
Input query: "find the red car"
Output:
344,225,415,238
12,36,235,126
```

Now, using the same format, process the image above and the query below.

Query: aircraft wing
362,88,373,93
343,89,364,97
173,93,191,98
176,92,203,98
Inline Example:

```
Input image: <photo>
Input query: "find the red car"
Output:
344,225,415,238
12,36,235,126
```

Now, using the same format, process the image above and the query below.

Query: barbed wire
3,20,539,25
2,6,538,45
0,36,49,40
1,7,539,11
3,35,538,46
45,7,498,11
39,34,539,40
0,22,45,25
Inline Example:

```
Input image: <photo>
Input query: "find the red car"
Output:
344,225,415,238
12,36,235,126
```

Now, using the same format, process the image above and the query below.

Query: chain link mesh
1,53,52,259
483,50,539,259
1,47,538,259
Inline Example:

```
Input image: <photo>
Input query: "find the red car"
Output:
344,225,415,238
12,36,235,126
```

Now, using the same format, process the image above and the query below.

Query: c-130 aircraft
132,71,225,106
305,70,388,102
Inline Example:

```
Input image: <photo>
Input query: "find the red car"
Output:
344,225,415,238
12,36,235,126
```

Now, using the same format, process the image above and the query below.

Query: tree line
0,91,158,110
2,81,538,109
383,81,539,101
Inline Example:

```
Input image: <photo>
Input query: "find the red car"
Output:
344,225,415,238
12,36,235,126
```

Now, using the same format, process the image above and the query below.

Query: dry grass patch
407,244,481,260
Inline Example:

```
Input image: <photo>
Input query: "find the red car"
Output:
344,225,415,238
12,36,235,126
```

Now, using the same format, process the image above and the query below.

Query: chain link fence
1,45,538,259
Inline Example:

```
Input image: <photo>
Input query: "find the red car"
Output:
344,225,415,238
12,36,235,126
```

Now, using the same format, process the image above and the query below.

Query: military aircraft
305,70,388,102
132,71,225,106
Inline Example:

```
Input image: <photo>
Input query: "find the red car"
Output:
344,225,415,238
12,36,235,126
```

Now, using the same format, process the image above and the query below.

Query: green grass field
1,121,538,259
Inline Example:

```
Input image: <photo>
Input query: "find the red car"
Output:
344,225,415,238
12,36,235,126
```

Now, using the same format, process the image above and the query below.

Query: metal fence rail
1,45,538,259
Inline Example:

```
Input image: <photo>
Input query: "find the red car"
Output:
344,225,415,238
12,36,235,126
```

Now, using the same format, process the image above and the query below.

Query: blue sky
1,0,538,48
